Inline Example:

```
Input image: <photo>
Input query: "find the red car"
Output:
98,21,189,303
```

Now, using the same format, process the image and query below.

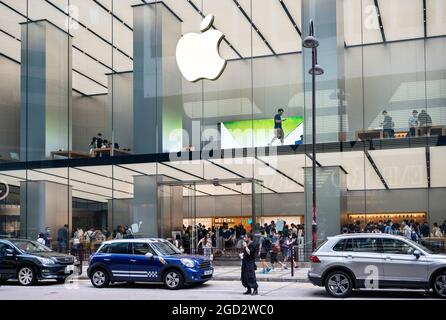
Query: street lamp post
302,20,324,252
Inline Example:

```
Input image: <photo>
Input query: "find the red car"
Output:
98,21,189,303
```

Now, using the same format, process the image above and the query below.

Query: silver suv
308,233,446,298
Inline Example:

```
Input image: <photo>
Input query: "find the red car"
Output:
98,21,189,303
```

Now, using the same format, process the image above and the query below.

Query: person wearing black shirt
241,234,258,295
90,133,103,148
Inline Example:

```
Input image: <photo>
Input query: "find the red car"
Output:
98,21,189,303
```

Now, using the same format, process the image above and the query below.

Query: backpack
263,238,272,251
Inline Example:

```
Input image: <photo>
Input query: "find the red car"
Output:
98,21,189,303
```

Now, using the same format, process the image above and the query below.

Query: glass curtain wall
0,1,445,257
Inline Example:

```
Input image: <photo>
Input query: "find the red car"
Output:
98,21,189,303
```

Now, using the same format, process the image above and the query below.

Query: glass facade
0,0,445,259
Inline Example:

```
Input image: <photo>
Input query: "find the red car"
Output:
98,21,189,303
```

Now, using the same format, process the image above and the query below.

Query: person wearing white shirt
402,222,411,239
37,233,46,245
408,110,418,137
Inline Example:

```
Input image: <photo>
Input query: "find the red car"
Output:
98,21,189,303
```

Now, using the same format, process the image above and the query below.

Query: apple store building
0,0,446,260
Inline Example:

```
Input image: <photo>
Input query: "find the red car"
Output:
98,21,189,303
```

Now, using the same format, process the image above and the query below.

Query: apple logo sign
176,14,227,82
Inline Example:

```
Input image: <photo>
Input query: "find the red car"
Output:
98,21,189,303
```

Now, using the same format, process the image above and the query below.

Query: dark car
87,238,213,290
0,239,80,286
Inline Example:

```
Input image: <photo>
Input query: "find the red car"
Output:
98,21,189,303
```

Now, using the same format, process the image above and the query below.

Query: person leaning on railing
418,109,432,136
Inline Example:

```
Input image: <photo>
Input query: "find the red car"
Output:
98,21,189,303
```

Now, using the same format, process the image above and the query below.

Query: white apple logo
176,14,227,82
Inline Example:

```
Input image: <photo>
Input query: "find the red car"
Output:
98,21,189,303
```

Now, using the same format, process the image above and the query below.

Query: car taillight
310,255,321,263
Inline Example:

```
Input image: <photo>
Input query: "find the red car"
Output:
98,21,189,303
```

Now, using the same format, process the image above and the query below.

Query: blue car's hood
164,254,208,262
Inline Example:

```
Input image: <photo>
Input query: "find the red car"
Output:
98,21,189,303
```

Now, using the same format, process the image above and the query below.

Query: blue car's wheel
91,268,110,288
163,269,184,290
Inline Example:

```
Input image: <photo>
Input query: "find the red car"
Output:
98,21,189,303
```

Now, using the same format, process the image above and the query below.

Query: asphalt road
0,279,440,300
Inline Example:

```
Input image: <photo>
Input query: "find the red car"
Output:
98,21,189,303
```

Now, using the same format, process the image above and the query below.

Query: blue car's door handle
130,259,137,263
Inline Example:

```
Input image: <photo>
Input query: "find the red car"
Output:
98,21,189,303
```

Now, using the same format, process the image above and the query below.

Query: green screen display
221,116,304,148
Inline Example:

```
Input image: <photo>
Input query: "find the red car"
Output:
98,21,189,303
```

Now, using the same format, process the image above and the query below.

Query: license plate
204,270,213,276
65,265,75,273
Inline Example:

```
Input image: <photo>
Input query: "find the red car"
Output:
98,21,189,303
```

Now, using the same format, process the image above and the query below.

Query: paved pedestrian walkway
213,266,309,283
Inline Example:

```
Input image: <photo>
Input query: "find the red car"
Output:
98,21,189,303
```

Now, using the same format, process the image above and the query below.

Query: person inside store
89,133,104,157
408,110,419,137
89,133,103,149
269,108,287,146
240,234,258,296
418,109,433,136
381,110,394,138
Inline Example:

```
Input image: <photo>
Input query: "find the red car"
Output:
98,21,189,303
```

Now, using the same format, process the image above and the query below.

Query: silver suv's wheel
91,269,110,288
325,271,353,298
18,266,36,286
163,270,184,290
432,273,446,299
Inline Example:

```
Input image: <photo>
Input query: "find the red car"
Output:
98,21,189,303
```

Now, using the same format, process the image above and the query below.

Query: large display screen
220,116,304,148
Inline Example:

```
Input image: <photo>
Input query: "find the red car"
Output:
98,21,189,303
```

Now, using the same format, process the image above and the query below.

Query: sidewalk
77,265,310,283
213,266,310,283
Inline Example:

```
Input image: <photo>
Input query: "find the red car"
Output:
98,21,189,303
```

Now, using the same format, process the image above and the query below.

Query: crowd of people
36,224,138,255
173,221,306,272
35,219,446,260
341,220,446,242
381,109,433,138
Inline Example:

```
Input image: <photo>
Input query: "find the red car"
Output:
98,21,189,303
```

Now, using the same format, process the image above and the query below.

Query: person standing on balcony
408,110,418,137
381,110,394,138
418,110,432,136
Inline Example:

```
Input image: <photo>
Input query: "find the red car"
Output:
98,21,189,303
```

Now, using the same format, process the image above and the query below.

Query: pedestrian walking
57,224,69,253
43,227,52,248
241,234,258,296
258,231,271,274
269,108,287,146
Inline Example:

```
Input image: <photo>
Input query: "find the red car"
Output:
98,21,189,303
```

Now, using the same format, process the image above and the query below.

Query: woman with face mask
240,234,258,296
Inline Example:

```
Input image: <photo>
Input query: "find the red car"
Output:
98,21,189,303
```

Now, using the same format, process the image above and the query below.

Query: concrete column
129,175,181,238
302,0,346,143
159,183,184,239
133,3,183,154
132,175,159,237
20,20,72,161
305,166,347,244
20,181,72,241
107,198,133,233
108,177,183,239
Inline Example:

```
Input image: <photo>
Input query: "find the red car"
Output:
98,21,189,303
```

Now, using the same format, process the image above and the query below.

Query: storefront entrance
158,178,264,260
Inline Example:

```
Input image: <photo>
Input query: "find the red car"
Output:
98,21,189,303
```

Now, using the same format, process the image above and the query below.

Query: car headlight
37,257,55,265
181,258,196,268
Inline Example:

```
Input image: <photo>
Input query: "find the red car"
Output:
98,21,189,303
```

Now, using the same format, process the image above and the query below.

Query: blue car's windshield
150,241,182,256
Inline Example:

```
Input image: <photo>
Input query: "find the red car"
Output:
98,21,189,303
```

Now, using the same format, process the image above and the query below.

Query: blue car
87,238,213,290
